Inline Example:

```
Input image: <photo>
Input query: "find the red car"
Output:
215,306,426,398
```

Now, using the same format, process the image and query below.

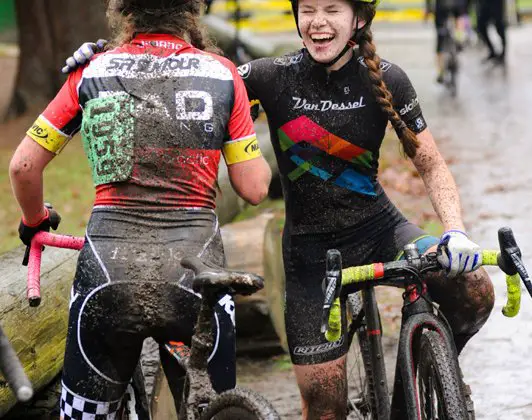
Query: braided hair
356,4,420,158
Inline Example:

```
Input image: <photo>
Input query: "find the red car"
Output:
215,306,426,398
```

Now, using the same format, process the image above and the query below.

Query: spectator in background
477,0,506,63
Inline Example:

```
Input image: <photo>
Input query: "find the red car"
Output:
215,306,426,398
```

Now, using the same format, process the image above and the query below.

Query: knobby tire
199,387,280,420
416,330,468,420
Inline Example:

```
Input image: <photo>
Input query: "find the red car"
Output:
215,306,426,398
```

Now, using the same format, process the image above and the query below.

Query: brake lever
497,227,532,298
510,252,532,297
321,249,342,334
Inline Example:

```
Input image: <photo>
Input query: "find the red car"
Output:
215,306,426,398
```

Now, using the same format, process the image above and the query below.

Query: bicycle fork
390,288,457,420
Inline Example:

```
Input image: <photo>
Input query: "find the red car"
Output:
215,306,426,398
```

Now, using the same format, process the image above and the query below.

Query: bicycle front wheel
199,387,280,420
416,330,468,419
346,291,390,420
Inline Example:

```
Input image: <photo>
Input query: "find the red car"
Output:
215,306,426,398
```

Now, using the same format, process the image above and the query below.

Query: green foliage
0,0,15,30
273,354,293,371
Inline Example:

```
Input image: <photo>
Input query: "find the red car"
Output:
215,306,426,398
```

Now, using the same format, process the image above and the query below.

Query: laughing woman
240,0,494,416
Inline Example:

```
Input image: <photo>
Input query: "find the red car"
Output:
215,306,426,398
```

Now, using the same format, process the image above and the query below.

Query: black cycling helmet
289,0,380,67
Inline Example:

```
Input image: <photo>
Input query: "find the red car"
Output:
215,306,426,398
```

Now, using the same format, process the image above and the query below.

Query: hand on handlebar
19,203,61,266
437,230,482,278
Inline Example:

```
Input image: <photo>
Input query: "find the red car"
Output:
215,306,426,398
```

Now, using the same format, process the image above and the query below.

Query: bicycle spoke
346,335,371,419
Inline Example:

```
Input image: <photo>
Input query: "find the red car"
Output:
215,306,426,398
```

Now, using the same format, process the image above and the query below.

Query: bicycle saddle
180,256,264,296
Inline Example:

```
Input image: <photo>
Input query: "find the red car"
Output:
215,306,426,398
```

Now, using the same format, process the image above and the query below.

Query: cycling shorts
284,221,439,365
60,207,235,419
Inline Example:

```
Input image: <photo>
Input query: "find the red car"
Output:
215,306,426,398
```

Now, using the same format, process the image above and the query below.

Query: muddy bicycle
0,326,34,404
438,14,460,97
321,227,531,419
26,231,280,420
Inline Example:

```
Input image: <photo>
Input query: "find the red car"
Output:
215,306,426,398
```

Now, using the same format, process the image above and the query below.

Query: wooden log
221,212,280,342
262,212,289,353
0,246,78,417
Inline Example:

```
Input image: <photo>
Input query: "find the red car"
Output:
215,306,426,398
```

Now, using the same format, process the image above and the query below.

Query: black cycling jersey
240,49,427,236
239,49,432,365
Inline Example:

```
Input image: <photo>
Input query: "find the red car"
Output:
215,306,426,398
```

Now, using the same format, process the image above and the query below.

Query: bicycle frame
176,290,220,420
26,232,276,420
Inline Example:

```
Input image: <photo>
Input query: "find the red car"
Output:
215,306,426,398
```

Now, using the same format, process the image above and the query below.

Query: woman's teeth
311,35,334,44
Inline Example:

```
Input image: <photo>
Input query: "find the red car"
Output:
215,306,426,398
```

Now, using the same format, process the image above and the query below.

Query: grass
0,138,94,254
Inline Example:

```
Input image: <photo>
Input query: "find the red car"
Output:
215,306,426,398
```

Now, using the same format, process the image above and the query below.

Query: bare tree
5,0,109,120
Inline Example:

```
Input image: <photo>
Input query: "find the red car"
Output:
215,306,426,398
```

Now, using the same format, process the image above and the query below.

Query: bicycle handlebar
27,232,85,307
322,227,531,342
0,326,33,402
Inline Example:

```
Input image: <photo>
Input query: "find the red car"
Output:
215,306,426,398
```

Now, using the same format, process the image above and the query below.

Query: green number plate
82,94,135,186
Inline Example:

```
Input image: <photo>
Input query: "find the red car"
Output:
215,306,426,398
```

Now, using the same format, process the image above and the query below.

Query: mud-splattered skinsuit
240,49,443,365
26,34,261,418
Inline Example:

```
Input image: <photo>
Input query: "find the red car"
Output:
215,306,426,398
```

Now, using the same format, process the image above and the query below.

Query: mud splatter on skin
298,360,347,420
411,129,466,231
424,267,495,345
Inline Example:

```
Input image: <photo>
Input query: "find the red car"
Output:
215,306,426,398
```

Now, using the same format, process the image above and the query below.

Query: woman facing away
9,0,271,418
65,0,495,417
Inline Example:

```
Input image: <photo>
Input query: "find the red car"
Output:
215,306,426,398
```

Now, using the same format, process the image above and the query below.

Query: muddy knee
459,268,495,331
428,268,495,335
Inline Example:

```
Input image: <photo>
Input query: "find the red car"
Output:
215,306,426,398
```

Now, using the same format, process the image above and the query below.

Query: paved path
376,22,532,419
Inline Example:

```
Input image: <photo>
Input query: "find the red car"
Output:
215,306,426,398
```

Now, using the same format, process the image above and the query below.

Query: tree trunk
5,0,109,120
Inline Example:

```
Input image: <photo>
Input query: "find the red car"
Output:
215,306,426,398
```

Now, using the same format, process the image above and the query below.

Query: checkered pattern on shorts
60,384,121,420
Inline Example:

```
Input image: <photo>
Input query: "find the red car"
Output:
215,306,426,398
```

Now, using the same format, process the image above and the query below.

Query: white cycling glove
61,39,107,74
437,230,481,278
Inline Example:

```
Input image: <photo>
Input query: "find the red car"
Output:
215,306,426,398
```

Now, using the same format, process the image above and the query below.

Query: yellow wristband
223,135,262,165
27,116,70,154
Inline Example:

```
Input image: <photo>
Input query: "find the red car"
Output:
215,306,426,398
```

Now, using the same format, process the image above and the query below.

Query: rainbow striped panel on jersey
278,116,376,196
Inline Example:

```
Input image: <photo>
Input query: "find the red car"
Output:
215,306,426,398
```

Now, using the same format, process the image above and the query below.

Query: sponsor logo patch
292,96,366,112
399,97,419,116
293,336,346,356
415,117,426,130
357,56,392,72
27,116,70,154
274,53,303,67
237,63,251,79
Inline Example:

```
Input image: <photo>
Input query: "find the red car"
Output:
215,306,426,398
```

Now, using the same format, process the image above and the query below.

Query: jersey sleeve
222,66,262,166
383,61,428,134
237,57,277,122
26,68,83,154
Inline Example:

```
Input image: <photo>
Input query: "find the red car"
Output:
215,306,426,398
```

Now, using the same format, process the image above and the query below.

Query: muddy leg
293,356,347,420
425,267,495,354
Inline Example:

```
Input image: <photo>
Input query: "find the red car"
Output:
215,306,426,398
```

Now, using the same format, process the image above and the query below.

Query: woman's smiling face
298,0,359,65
